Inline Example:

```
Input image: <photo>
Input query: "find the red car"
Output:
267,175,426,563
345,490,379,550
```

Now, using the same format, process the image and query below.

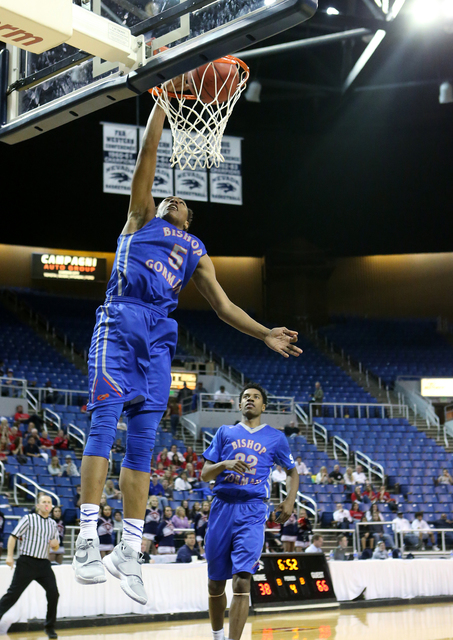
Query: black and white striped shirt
12,514,59,560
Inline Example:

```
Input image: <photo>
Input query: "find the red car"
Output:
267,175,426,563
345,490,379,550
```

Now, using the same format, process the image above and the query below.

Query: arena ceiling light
326,7,340,14
411,0,441,23
441,0,453,19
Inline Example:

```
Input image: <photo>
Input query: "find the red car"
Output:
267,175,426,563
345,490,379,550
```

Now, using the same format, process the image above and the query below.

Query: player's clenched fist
223,459,251,475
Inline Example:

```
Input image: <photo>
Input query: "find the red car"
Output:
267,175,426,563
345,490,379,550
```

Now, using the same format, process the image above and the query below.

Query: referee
0,493,60,638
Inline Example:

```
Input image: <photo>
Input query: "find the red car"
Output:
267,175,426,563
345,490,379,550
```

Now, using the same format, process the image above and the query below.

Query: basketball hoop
149,55,249,171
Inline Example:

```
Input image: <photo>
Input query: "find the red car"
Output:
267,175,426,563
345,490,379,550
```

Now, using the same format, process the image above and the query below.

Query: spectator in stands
295,508,312,551
433,513,453,547
360,513,374,552
168,444,185,465
311,382,324,417
117,415,127,431
329,464,344,485
305,533,324,553
184,463,199,488
3,370,16,397
351,486,370,509
154,462,165,477
295,456,310,476
315,466,330,485
149,473,168,510
164,398,180,437
184,446,198,464
143,496,161,553
39,431,55,457
53,429,69,450
265,511,282,552
334,534,350,561
190,502,201,522
48,456,62,477
392,511,419,549
63,455,79,477
156,506,176,554
158,450,171,468
352,465,366,485
161,478,173,503
7,425,19,442
437,469,453,485
0,436,8,460
174,472,192,493
194,501,210,551
97,504,114,558
411,512,439,550
367,504,394,549
13,406,29,426
343,467,355,487
176,531,203,563
104,479,121,500
280,513,298,552
177,382,193,414
213,385,233,409
333,503,352,530
194,382,208,411
363,484,377,503
1,419,10,436
113,510,123,543
23,436,43,460
350,501,364,523
376,485,397,512
181,499,190,515
49,506,65,565
112,438,125,454
372,541,388,560
172,506,190,530
284,420,299,437
100,493,108,507
74,485,82,508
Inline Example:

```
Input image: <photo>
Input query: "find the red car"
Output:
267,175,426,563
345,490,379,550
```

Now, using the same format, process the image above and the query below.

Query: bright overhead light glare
411,0,440,23
439,81,453,104
264,0,276,5
442,0,453,19
326,6,340,14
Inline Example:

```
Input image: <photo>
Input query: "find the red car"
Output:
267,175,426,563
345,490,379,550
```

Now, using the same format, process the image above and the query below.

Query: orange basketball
188,58,239,104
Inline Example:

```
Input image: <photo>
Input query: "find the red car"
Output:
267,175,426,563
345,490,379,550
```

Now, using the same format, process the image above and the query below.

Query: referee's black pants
0,555,59,628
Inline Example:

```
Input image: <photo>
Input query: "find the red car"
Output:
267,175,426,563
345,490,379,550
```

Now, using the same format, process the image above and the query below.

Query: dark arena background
2,0,453,638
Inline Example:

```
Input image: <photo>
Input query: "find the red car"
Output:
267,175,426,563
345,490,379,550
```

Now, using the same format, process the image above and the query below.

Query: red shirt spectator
53,429,69,450
8,426,20,443
350,501,364,522
158,451,171,468
363,484,377,502
13,405,29,424
183,447,198,463
376,485,395,503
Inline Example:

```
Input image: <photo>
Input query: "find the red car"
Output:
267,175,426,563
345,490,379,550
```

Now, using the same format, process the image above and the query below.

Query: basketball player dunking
73,78,302,604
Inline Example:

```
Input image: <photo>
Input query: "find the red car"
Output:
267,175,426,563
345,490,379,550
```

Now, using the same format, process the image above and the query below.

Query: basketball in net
149,55,249,171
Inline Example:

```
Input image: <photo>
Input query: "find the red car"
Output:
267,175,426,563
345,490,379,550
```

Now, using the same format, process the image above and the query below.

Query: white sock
212,630,224,640
80,503,99,540
122,518,144,553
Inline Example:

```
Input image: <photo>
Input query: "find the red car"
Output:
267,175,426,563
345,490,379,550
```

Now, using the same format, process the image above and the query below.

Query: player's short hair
239,383,268,406
187,207,194,228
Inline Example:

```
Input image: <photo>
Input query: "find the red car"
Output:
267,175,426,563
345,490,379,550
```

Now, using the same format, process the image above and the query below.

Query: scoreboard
250,553,338,612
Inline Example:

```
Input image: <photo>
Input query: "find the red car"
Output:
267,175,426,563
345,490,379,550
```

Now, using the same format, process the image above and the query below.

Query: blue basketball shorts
205,497,268,581
87,296,178,414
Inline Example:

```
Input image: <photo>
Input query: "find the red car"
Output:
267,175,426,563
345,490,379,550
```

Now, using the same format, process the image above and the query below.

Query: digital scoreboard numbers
250,553,338,612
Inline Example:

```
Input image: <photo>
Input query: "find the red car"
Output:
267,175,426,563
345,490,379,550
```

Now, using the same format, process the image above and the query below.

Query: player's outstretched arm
192,255,302,359
275,467,300,524
201,458,250,482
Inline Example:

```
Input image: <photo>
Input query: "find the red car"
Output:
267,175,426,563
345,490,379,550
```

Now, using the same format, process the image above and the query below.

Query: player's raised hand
224,459,251,476
264,328,303,359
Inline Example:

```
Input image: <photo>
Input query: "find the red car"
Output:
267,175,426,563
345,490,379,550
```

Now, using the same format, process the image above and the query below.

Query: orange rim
148,54,250,100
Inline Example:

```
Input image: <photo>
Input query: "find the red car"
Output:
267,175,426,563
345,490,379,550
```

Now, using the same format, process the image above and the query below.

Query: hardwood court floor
7,603,453,640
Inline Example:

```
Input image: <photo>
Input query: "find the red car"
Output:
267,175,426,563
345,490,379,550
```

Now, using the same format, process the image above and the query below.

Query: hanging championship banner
175,169,208,202
140,127,174,198
210,135,243,205
102,123,138,195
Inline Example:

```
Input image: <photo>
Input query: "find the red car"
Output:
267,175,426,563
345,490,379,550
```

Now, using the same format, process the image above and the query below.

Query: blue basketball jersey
105,216,206,313
203,423,295,501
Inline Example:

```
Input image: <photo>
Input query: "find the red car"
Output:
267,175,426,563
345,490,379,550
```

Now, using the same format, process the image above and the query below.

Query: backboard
0,0,317,144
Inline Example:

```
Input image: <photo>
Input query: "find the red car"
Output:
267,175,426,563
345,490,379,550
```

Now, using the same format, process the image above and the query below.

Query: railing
68,422,86,448
0,460,4,492
0,376,27,398
395,378,441,439
332,435,350,464
13,473,60,506
181,415,198,441
25,388,38,412
198,393,294,415
392,526,453,554
202,430,214,450
307,402,408,423
312,422,328,452
279,484,318,526
354,450,385,484
43,407,61,430
295,404,308,426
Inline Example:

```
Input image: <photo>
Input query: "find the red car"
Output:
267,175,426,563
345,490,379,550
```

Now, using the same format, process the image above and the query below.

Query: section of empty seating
0,303,86,392
319,317,453,386
175,310,375,405
315,416,453,523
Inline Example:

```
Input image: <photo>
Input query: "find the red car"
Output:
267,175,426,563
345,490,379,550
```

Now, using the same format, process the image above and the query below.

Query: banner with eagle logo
102,123,137,195
210,136,243,206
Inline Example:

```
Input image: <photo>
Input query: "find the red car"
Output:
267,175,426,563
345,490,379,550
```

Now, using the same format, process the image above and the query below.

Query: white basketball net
150,56,249,171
